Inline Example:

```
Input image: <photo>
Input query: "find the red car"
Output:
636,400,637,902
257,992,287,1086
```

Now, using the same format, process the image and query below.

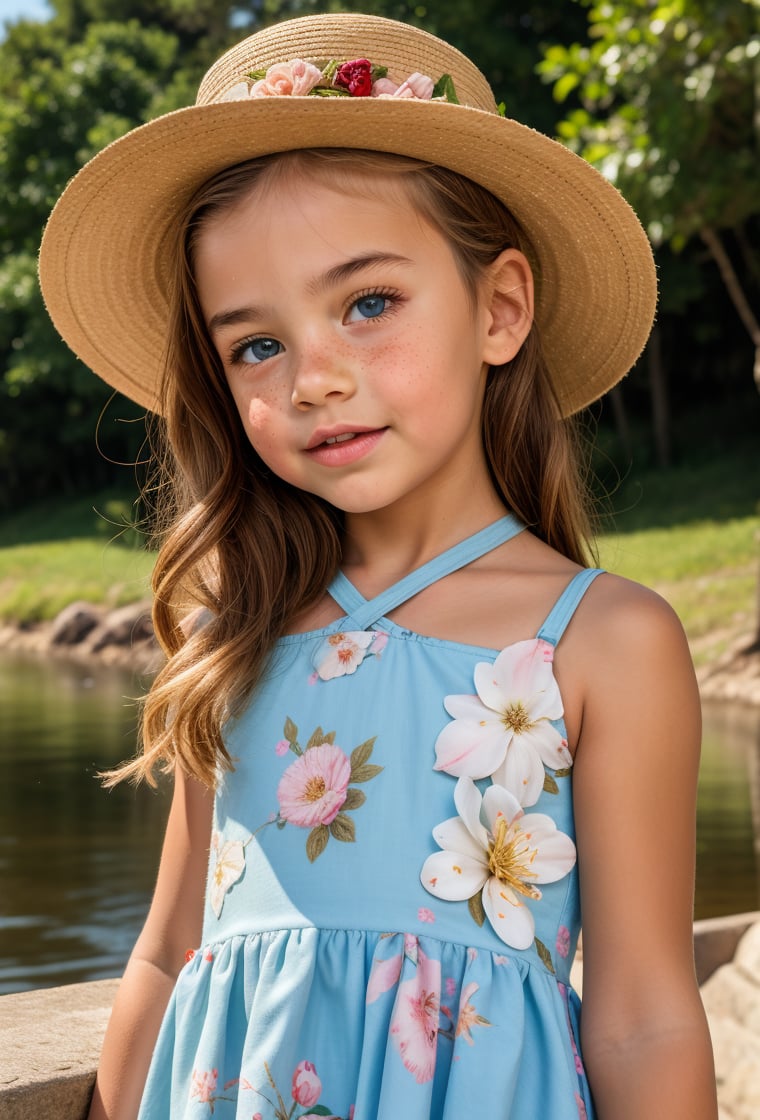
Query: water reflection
0,653,169,994
697,701,760,919
0,655,758,994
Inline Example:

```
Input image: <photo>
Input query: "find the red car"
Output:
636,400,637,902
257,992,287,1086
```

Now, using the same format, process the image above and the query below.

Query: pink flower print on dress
275,738,290,756
455,981,492,1044
556,924,571,959
292,1060,322,1107
367,953,404,1003
434,638,570,807
421,777,576,950
277,744,351,828
208,830,245,918
390,948,441,1083
417,907,435,923
312,630,375,681
558,982,586,1076
190,1068,218,1104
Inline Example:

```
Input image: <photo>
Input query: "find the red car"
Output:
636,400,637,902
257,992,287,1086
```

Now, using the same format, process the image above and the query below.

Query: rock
701,962,760,1036
735,920,760,984
49,601,102,646
87,601,154,653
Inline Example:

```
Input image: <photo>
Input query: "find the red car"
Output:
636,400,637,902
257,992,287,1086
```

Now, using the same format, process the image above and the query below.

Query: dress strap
327,514,525,630
536,567,604,647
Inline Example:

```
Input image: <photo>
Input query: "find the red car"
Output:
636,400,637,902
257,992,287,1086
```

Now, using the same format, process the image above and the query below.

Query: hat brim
39,96,656,416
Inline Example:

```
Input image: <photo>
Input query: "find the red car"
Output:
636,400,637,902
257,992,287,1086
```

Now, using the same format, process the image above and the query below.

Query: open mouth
323,432,359,446
305,427,388,464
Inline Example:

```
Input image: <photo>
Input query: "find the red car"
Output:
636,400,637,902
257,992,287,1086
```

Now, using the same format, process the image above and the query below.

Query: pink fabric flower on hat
334,58,373,96
277,743,351,827
251,59,324,97
372,72,435,99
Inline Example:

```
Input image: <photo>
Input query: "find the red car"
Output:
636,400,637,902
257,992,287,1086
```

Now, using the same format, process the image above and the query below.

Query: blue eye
235,337,282,364
348,294,389,322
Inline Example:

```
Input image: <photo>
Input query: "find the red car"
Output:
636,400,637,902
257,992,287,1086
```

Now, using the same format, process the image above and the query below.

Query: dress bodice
140,517,601,1120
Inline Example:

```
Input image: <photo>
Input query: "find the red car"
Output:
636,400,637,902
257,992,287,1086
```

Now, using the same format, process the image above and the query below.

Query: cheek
232,392,281,455
244,397,271,431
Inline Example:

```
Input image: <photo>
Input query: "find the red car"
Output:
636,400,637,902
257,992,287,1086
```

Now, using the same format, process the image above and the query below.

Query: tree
0,17,194,504
539,0,760,389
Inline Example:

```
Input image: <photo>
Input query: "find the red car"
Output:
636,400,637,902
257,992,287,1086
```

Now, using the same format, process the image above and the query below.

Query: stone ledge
1,913,758,1117
0,978,119,1120
695,911,760,985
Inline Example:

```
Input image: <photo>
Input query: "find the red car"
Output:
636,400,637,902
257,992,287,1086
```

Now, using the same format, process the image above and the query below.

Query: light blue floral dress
139,517,601,1119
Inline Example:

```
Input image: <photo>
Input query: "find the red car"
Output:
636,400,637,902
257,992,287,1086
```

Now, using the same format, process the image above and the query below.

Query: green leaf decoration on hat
432,73,459,104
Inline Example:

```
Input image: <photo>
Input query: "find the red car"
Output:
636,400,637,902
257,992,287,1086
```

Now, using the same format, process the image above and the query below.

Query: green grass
595,439,759,664
0,489,155,623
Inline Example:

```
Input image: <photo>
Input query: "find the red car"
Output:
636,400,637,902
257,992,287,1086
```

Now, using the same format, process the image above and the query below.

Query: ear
480,249,534,367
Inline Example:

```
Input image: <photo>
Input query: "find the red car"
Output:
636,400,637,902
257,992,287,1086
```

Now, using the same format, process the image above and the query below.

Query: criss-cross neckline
327,515,525,633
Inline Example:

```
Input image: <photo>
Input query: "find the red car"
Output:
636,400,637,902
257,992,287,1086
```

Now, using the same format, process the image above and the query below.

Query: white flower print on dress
434,638,571,806
208,830,246,918
311,630,387,681
420,777,576,950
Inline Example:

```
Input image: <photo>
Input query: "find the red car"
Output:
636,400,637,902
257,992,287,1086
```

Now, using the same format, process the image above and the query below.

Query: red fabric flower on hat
334,58,373,97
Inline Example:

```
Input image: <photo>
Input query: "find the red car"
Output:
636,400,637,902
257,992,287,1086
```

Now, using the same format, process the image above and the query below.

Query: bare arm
88,767,213,1120
567,577,717,1119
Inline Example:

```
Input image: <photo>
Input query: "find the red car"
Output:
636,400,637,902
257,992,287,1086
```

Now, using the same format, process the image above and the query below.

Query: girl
39,13,717,1120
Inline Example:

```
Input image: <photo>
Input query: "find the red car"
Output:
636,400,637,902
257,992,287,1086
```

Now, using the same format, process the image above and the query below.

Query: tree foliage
539,0,759,383
0,0,757,508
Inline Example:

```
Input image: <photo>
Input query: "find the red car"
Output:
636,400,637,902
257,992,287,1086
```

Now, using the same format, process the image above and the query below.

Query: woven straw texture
38,13,656,416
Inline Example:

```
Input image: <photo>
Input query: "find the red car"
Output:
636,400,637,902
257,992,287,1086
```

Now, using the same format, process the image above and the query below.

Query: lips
305,425,380,451
304,426,387,466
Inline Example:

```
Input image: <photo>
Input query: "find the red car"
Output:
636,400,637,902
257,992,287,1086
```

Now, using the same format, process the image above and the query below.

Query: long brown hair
109,149,595,788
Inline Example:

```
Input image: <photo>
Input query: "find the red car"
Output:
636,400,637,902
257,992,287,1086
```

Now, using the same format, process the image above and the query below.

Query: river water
1,652,759,995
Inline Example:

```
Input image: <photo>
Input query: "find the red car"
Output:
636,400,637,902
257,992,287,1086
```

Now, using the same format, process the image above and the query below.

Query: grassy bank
0,491,154,622
0,443,757,665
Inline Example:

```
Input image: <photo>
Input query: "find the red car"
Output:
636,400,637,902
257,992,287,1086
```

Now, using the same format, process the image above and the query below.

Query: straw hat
39,12,656,417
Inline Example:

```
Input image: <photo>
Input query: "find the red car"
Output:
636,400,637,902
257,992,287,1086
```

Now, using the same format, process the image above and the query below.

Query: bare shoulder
552,570,699,751
573,570,688,644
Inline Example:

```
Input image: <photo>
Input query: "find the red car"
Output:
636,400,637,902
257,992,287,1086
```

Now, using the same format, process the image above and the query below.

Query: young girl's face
194,171,512,518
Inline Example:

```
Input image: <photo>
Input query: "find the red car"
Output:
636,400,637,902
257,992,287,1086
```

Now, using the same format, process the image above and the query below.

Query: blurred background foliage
0,0,758,508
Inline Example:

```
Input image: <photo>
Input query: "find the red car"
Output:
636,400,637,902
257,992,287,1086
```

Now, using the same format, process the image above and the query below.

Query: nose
290,336,357,410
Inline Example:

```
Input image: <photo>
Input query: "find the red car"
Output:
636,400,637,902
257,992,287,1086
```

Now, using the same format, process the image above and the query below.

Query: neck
340,477,509,588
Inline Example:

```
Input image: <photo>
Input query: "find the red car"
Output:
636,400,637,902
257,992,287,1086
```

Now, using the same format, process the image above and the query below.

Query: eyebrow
206,251,413,335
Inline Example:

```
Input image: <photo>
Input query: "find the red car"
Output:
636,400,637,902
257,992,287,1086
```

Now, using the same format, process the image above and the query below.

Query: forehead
193,170,449,274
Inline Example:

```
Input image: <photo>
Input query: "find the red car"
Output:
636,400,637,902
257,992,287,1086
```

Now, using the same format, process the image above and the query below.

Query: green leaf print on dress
276,719,383,862
208,719,383,917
